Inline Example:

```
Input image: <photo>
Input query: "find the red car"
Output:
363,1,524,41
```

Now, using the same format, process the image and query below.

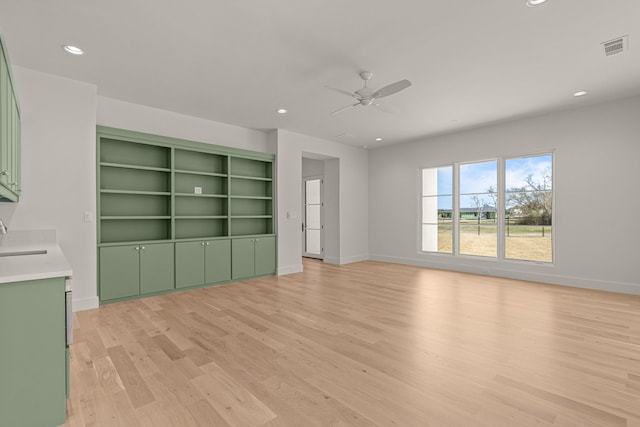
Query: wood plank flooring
62,259,640,426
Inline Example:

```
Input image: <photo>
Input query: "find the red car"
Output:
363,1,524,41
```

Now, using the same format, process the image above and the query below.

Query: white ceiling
1,1,639,148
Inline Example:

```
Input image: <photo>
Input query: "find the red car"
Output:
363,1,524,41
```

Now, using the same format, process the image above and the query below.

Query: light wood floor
63,259,640,426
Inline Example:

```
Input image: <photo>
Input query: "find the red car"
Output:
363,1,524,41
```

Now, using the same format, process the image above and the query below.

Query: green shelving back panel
101,138,170,168
175,218,228,239
175,196,227,216
230,198,272,216
101,193,171,216
175,149,227,174
230,218,273,236
175,173,227,195
101,219,171,243
101,166,170,192
230,178,272,197
230,157,272,178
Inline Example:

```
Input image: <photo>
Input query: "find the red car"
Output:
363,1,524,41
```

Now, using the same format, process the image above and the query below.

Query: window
421,166,452,253
505,154,552,262
459,160,497,258
421,153,553,263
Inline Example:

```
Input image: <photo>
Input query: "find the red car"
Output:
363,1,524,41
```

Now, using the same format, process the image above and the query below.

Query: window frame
419,151,555,264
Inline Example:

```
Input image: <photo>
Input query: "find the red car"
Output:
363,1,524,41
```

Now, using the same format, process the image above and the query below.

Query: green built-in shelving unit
0,28,21,202
97,126,276,303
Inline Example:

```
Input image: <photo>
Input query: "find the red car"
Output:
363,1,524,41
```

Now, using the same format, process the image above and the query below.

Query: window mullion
497,157,505,260
453,162,460,256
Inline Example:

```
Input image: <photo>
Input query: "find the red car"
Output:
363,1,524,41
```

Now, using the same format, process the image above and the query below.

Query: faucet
0,219,7,235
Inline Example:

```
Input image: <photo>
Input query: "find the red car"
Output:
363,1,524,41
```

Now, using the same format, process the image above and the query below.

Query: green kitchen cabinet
206,239,231,283
100,242,174,301
0,278,67,426
140,243,175,294
0,30,21,202
176,239,231,288
175,241,205,288
232,236,276,279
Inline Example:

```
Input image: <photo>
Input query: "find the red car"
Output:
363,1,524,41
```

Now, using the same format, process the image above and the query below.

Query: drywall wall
274,129,368,273
369,95,640,294
302,157,325,177
0,66,99,310
97,97,270,153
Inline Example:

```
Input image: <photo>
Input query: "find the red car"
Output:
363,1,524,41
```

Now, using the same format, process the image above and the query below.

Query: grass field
434,220,552,262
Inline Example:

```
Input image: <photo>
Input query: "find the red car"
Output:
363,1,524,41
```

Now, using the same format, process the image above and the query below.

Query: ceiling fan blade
371,79,412,99
325,86,356,98
331,103,359,115
373,102,398,114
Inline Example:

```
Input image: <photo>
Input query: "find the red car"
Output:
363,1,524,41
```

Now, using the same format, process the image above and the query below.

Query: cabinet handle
135,246,140,251
141,246,146,250
201,242,205,246
205,242,210,246
0,171,7,176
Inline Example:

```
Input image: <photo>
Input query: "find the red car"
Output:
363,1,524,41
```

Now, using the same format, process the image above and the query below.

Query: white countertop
0,230,73,285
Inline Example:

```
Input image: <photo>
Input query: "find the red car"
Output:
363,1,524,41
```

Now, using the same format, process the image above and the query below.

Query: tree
505,168,552,225
471,195,484,235
487,186,497,223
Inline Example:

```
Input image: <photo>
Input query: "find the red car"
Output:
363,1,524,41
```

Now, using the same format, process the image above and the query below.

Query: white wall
97,97,270,153
275,129,368,273
302,157,325,177
369,95,640,294
0,66,98,310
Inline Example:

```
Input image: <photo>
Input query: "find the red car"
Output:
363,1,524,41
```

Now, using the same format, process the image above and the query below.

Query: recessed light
525,0,547,7
375,138,383,142
276,108,287,114
63,45,84,55
573,91,588,97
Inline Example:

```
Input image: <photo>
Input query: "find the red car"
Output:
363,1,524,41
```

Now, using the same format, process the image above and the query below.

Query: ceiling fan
327,71,412,115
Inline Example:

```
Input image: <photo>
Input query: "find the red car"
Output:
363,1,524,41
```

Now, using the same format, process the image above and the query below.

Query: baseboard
324,254,369,265
277,264,304,275
369,254,640,296
73,296,99,312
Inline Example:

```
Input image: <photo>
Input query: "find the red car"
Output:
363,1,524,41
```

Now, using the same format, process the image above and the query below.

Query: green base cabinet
100,242,174,301
0,278,67,427
176,239,231,288
232,236,276,279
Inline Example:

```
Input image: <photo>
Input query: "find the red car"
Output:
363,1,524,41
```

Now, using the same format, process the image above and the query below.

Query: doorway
302,176,323,259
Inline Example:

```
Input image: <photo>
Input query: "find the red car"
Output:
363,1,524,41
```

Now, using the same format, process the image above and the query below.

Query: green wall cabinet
0,278,67,426
97,126,276,303
100,242,175,301
0,30,21,202
176,239,231,288
232,236,276,279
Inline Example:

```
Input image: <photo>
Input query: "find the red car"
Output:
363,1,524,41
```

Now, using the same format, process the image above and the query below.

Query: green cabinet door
205,239,231,284
140,243,175,294
175,241,205,288
255,236,276,276
232,238,255,279
0,278,67,427
100,245,140,300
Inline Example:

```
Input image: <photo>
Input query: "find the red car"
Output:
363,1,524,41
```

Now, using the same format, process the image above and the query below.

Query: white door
303,177,323,259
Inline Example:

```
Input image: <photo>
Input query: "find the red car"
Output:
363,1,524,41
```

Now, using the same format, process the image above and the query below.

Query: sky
425,154,552,210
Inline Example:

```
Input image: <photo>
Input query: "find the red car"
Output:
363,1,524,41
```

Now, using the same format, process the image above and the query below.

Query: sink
0,249,48,257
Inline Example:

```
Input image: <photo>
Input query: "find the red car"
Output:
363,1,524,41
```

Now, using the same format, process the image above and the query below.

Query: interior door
303,177,323,259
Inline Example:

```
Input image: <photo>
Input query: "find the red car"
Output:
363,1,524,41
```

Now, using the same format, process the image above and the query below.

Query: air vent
602,36,628,56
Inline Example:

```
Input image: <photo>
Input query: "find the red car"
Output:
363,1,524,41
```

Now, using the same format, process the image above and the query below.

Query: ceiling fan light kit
327,71,412,115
